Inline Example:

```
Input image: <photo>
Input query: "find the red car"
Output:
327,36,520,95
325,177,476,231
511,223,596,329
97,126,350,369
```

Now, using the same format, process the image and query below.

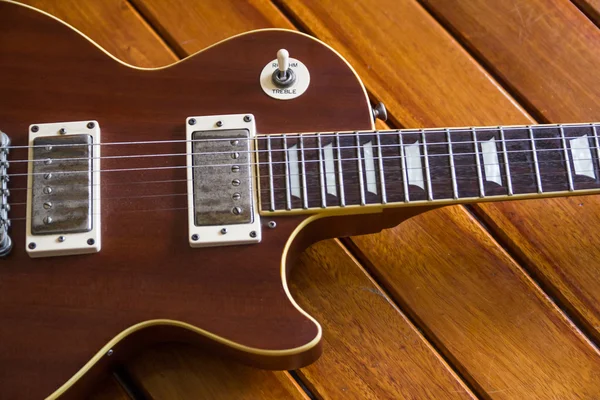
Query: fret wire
336,132,346,207
317,133,327,208
355,131,366,205
472,128,485,197
267,136,275,211
421,129,433,201
559,125,574,191
499,126,514,196
376,132,387,204
593,124,600,178
398,131,410,202
446,128,459,199
528,126,543,193
299,135,308,209
282,134,292,210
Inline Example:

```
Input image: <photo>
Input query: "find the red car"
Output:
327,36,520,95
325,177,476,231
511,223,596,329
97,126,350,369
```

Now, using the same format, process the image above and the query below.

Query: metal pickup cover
26,120,101,258
185,114,261,248
31,135,92,234
192,129,252,226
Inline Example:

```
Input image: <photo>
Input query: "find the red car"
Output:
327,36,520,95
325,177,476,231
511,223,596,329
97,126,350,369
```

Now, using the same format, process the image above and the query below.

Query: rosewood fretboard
257,123,600,212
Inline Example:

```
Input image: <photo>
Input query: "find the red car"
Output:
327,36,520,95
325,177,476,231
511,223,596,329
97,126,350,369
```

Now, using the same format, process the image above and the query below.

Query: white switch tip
277,49,289,73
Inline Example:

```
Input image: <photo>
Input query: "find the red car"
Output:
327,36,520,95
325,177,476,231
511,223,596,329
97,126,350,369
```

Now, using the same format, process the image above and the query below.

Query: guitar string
5,128,600,165
5,155,600,193
7,146,600,178
8,173,600,223
5,123,599,151
7,162,600,209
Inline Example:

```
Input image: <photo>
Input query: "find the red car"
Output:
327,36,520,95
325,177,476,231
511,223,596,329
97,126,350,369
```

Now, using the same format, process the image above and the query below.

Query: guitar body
0,2,430,399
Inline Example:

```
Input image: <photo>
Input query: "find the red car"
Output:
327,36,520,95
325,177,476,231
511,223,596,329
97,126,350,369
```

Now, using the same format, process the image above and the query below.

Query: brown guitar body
0,2,427,399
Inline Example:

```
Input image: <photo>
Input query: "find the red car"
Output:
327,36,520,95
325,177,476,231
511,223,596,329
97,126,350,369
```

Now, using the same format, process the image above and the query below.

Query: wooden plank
278,0,532,128
420,0,600,123
572,0,600,25
126,345,308,400
421,0,600,342
89,377,130,400
278,0,600,397
17,0,177,67
129,0,293,55
350,207,600,398
290,240,475,399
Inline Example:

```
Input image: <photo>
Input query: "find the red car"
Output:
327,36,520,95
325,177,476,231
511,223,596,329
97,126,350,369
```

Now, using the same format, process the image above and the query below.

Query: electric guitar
1,1,599,398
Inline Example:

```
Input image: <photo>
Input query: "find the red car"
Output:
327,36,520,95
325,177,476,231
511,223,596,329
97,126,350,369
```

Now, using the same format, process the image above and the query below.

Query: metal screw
31,126,39,133
232,179,240,186
232,206,242,215
87,238,95,245
2,204,9,212
230,140,239,145
43,202,52,210
232,193,241,200
231,165,240,173
268,221,277,229
43,173,52,180
191,234,199,241
57,236,66,243
43,216,53,224
231,152,240,159
188,118,196,125
216,121,223,127
249,231,257,238
59,128,67,135
87,122,95,129
45,145,53,151
220,228,228,234
244,115,252,122
106,349,114,357
43,186,52,194
44,158,52,165
28,242,36,250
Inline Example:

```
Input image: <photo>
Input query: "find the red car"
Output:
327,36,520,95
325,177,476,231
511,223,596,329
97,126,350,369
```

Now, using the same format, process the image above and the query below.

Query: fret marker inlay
405,141,424,189
363,141,378,195
323,143,338,197
570,135,595,179
481,137,502,186
287,144,301,198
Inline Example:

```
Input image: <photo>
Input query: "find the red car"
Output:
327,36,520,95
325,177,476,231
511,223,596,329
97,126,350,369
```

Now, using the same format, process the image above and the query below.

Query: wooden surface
422,0,600,344
7,0,600,399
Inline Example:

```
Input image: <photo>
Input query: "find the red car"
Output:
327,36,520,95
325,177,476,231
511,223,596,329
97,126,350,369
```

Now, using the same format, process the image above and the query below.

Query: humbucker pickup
26,121,101,258
186,114,261,247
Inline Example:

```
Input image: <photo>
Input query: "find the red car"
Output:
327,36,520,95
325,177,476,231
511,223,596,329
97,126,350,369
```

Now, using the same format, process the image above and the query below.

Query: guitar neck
257,123,600,212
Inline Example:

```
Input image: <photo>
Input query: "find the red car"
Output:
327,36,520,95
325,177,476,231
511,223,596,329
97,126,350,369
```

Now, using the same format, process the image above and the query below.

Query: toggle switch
260,48,310,100
271,49,296,88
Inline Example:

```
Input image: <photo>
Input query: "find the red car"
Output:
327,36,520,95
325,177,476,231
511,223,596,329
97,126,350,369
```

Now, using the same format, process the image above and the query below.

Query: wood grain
289,240,475,399
421,0,600,343
17,0,177,67
278,0,600,397
129,0,293,55
126,344,308,400
572,0,600,25
350,207,600,398
420,0,600,123
278,0,532,128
